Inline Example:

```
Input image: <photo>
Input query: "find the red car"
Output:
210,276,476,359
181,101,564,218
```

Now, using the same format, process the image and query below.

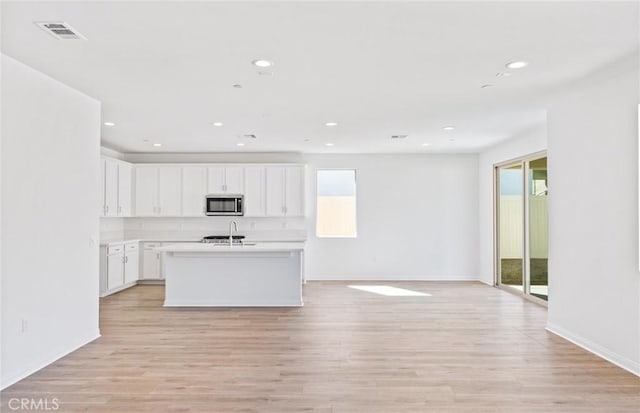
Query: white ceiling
2,1,638,154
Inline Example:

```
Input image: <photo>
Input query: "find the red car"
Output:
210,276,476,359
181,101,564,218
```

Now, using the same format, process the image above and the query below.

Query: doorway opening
495,153,548,303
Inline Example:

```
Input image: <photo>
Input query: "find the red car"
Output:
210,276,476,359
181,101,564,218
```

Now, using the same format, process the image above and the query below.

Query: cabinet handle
105,205,109,213
118,206,122,214
125,256,128,263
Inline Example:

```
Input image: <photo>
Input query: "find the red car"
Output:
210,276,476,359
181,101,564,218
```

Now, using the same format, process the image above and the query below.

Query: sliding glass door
495,154,548,302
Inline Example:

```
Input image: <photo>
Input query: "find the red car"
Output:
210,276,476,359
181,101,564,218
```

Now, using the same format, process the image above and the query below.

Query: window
316,169,357,238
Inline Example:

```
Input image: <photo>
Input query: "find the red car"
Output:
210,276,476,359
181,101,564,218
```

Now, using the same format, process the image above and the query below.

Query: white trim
0,331,101,390
305,275,484,281
546,322,640,377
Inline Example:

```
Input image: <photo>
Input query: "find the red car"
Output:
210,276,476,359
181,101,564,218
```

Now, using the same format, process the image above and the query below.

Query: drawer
142,242,161,250
107,245,123,255
125,243,139,252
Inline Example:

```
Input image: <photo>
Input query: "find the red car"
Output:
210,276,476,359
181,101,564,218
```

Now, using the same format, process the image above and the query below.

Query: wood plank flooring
1,282,638,412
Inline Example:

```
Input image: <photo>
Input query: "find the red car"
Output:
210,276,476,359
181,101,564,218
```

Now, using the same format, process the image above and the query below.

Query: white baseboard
546,322,640,377
164,300,303,307
0,330,101,390
305,275,483,281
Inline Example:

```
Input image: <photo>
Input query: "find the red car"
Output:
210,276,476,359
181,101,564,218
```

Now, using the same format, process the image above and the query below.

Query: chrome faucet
228,221,238,245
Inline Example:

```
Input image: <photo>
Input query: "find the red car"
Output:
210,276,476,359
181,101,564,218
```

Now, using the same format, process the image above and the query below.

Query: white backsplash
101,216,308,242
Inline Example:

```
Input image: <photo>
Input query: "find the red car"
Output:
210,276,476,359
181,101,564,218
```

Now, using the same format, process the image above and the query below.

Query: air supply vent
35,22,86,40
242,134,257,139
391,135,408,139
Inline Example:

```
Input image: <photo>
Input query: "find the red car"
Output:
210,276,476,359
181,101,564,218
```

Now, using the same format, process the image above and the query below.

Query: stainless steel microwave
205,194,244,216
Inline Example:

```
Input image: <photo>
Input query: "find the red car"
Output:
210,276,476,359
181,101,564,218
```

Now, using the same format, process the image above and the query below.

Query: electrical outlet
250,222,256,229
21,319,28,333
281,222,287,229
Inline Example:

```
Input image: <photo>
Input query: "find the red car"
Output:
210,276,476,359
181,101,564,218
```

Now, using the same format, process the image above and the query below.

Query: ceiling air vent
391,135,408,139
242,134,257,139
35,22,86,40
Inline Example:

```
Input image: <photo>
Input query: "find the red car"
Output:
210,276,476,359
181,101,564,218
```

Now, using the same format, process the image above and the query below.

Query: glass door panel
528,157,548,301
498,164,524,291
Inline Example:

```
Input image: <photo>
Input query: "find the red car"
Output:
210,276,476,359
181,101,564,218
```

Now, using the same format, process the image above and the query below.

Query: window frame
315,168,358,239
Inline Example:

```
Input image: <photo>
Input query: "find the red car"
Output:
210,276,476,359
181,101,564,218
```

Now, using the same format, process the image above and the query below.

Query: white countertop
157,242,305,253
100,230,307,246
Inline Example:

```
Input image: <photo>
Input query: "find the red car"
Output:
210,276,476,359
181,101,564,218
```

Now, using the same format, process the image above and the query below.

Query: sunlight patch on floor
348,285,432,296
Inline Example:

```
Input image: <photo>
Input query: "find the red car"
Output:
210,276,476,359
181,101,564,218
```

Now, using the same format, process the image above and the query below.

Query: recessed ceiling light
421,143,430,147
505,61,528,69
443,126,455,131
152,143,162,147
103,122,115,127
252,59,274,68
212,122,223,127
481,84,493,89
325,122,338,127
236,143,245,147
325,143,335,147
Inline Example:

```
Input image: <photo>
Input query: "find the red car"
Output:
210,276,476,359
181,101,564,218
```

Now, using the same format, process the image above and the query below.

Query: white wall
304,154,479,280
546,54,640,375
477,126,547,284
1,55,101,389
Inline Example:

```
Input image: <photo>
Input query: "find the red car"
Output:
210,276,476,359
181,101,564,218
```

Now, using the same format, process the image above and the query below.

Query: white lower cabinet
100,241,139,296
124,243,139,284
141,242,163,280
106,246,124,291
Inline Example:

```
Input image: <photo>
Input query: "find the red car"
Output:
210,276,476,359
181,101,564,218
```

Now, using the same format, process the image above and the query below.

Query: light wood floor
2,282,638,412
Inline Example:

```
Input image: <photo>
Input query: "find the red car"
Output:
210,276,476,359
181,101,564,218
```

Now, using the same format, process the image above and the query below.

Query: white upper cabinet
225,167,245,194
100,157,133,217
135,167,158,216
104,159,119,217
285,167,305,217
99,158,106,217
135,166,182,216
244,166,266,217
266,167,286,217
207,166,226,193
158,167,182,216
265,166,305,217
208,166,245,194
182,166,207,216
117,162,133,217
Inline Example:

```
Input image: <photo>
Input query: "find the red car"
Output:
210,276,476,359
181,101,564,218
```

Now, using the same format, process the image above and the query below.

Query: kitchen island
156,242,305,307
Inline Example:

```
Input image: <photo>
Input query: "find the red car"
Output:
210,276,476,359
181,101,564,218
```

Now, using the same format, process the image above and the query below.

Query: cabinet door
104,159,119,217
141,246,161,280
207,167,226,193
265,167,286,217
99,159,106,217
285,167,305,216
158,167,182,216
118,162,133,217
182,166,207,216
244,166,266,217
107,253,124,290
135,167,158,216
225,167,245,194
124,248,139,284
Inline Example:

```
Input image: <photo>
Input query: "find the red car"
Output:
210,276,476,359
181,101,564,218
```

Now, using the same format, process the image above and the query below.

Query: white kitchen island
156,242,305,307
